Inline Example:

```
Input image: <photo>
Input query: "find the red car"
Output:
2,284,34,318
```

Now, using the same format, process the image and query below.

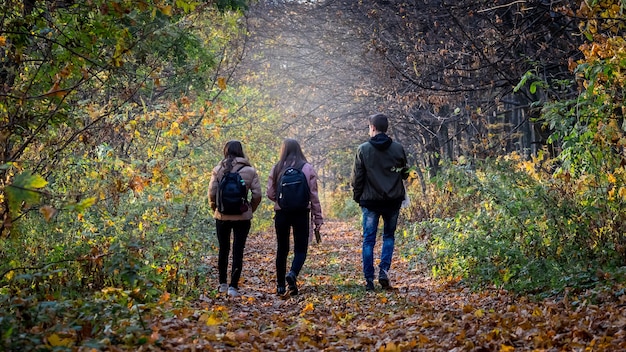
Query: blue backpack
277,163,310,211
217,165,248,215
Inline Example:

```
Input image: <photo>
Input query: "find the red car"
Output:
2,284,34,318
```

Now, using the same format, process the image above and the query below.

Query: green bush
414,155,625,294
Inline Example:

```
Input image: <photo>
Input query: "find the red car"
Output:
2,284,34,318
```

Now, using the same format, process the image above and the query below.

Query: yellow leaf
217,76,227,90
618,187,626,200
500,345,515,352
206,315,221,326
161,5,172,16
474,309,484,318
48,333,74,347
0,36,6,46
608,173,616,183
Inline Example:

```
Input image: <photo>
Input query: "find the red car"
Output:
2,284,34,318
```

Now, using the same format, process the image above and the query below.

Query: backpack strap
219,163,247,182
278,162,305,179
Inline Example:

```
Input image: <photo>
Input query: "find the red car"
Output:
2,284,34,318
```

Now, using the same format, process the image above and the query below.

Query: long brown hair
222,140,245,172
272,138,308,187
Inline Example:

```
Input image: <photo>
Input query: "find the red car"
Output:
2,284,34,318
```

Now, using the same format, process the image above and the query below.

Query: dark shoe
365,279,375,291
286,272,298,295
277,286,286,296
379,278,392,290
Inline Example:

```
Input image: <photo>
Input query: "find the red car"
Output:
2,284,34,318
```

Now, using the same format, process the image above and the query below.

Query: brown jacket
266,162,324,227
208,157,262,221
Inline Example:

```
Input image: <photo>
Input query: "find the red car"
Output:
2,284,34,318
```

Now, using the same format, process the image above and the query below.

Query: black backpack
277,163,310,211
217,165,248,215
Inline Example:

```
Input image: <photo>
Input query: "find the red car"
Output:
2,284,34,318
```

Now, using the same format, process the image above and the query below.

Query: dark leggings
216,219,251,289
274,210,310,287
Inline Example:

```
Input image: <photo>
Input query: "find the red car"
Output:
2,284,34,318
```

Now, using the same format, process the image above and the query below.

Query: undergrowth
402,152,626,295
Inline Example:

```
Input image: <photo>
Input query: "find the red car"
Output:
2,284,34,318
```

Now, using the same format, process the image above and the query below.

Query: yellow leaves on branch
579,37,626,63
165,121,181,137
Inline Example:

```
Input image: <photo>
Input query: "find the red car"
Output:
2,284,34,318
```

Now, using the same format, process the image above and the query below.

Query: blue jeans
361,206,399,281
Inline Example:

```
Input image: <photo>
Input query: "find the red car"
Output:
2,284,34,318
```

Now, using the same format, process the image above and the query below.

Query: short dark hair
369,113,389,133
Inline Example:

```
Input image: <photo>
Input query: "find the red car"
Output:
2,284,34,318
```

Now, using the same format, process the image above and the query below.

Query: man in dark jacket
351,113,408,291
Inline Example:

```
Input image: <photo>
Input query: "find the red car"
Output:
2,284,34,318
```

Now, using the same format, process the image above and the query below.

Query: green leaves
6,172,47,216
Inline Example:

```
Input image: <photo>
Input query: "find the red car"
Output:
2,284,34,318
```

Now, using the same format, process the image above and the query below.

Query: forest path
152,220,625,351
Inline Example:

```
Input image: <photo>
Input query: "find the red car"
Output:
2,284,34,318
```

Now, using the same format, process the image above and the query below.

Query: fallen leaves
18,220,624,351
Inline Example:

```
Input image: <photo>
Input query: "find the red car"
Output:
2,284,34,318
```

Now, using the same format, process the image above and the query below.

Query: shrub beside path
150,220,626,351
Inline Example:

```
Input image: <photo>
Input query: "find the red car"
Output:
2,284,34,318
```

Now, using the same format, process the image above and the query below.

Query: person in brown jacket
208,140,262,297
267,138,323,296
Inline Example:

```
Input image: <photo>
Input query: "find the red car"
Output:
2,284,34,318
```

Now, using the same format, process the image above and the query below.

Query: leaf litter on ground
144,220,626,351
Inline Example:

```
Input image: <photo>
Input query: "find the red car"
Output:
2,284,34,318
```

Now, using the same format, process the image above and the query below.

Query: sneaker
286,272,298,295
276,286,286,296
227,286,240,297
218,283,228,293
379,270,391,290
365,279,375,291
379,278,391,290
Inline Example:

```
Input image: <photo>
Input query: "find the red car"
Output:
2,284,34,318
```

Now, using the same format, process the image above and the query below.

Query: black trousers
274,209,310,287
215,219,251,289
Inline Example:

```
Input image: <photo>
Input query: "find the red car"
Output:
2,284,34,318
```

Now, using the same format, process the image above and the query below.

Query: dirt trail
152,220,626,351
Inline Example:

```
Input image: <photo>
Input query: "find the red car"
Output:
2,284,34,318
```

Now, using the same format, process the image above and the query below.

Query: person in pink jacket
267,139,323,296
208,140,262,297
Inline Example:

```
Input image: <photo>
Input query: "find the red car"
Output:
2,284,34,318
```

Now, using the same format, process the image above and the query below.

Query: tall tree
242,0,586,179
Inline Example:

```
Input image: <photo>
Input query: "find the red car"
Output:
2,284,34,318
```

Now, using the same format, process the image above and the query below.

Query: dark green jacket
351,133,407,210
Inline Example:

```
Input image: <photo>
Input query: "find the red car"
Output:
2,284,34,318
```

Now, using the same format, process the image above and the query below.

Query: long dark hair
222,140,245,172
272,138,308,187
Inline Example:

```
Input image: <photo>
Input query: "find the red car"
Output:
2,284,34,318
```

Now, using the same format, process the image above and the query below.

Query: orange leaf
301,302,314,315
157,291,170,305
39,205,57,222
44,82,69,99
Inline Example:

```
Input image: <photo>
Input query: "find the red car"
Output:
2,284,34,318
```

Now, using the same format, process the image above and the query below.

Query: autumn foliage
1,0,626,350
